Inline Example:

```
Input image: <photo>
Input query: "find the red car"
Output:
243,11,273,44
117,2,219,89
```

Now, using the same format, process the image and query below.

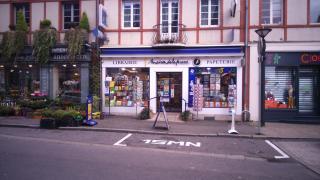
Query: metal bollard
228,109,238,134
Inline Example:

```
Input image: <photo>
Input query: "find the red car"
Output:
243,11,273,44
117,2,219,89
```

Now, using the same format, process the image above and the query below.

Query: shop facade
263,52,320,122
0,44,90,103
101,46,244,119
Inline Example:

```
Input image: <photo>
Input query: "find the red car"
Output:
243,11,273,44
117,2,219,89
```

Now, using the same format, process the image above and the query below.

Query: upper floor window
123,0,140,28
200,0,219,26
262,0,283,25
310,0,320,23
14,3,30,26
63,3,80,29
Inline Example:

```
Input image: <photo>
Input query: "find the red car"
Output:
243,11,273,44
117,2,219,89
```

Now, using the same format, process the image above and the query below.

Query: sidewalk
0,116,319,140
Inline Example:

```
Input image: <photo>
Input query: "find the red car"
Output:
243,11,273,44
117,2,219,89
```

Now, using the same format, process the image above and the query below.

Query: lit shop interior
104,68,150,108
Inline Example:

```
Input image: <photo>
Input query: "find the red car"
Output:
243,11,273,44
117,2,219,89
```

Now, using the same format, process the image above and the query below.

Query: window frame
14,3,30,26
199,0,220,27
122,0,141,29
310,0,320,24
62,2,80,30
261,0,283,25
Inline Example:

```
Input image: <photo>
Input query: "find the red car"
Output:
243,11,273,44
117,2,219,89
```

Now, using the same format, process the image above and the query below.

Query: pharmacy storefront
101,47,243,119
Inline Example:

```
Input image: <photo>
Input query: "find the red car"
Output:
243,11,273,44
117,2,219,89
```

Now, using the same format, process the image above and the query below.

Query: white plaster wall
185,31,197,45
182,0,197,28
199,30,221,44
143,32,154,46
287,0,307,25
249,42,320,121
0,4,10,32
223,0,241,27
121,32,140,45
46,2,59,29
287,28,320,41
81,0,96,31
223,29,240,43
143,0,157,29
31,3,44,31
105,0,118,29
107,32,119,46
250,0,259,25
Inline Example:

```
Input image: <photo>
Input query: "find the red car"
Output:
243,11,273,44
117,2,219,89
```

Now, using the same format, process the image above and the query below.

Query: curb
1,123,320,141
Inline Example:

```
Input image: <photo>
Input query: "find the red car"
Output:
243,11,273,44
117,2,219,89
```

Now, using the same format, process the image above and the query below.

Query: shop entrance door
298,67,320,116
156,72,182,112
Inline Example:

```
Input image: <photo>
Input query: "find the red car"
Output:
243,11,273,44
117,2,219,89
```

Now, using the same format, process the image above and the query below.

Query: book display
105,68,149,107
193,82,203,111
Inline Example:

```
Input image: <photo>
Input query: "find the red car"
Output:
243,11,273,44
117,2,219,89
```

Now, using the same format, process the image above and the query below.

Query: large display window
105,68,149,107
189,67,237,108
264,66,296,109
58,64,81,102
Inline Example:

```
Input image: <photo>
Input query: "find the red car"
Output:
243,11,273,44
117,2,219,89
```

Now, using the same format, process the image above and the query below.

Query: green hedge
18,100,50,110
0,106,15,116
40,109,83,129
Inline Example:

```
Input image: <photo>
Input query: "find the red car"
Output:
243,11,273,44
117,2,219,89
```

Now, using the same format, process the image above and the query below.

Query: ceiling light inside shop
207,68,211,71
10,69,14,72
121,68,126,71
62,64,67,67
0,65,4,68
73,64,77,67
74,73,79,76
19,70,22,73
28,64,33,68
14,65,18,68
132,68,136,71
26,71,29,74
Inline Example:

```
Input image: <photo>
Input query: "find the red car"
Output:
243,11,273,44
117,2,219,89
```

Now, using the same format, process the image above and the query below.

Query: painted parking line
265,140,290,159
113,133,132,146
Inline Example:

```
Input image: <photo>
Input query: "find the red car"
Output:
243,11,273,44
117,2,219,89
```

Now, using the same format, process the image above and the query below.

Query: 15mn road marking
265,140,290,159
113,133,132,146
143,139,201,147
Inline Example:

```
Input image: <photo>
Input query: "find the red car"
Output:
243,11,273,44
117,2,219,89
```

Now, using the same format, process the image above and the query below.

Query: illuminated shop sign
265,52,320,66
300,53,320,64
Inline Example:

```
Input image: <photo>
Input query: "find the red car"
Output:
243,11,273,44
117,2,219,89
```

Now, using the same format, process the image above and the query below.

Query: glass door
160,0,179,42
157,72,182,112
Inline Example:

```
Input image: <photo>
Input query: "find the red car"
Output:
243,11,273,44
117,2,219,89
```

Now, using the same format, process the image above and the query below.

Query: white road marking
113,133,132,146
265,140,290,159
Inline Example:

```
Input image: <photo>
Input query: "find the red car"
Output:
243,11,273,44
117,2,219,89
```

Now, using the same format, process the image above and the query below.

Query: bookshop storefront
263,52,320,122
101,47,244,118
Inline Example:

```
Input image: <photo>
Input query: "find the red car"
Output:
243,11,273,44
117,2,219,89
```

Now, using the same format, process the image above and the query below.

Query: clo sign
301,53,320,64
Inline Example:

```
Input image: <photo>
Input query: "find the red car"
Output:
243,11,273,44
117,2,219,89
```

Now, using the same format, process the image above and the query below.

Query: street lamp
255,28,272,135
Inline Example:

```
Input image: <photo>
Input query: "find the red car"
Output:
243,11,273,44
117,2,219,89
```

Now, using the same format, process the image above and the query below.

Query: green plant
64,27,88,61
18,100,50,110
0,106,16,116
33,19,57,64
180,110,190,121
79,12,90,32
40,19,51,29
138,108,150,120
1,11,28,61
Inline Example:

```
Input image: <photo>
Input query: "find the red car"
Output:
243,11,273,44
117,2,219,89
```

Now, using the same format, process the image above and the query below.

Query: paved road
0,127,319,180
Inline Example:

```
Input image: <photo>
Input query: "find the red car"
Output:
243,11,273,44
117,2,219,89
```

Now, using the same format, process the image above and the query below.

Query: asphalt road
0,127,319,180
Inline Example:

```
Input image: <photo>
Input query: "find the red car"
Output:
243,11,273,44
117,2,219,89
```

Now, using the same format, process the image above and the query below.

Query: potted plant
180,110,191,121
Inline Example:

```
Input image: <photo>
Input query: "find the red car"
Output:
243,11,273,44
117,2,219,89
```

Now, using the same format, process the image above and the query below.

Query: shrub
18,100,50,110
180,110,190,121
139,108,150,120
0,106,15,116
40,19,51,29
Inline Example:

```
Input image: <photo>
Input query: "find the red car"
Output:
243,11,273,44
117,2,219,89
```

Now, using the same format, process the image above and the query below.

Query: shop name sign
301,53,320,64
112,60,137,65
150,58,189,65
207,59,237,65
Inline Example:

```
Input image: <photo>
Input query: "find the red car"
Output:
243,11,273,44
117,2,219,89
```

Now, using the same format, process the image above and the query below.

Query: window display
58,64,81,103
264,66,296,109
189,67,237,108
105,68,149,107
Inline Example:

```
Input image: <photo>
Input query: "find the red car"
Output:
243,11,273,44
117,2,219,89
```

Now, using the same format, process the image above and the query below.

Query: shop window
105,68,149,107
123,0,140,28
189,67,237,108
310,0,320,24
59,64,81,103
200,0,220,26
63,2,80,29
261,0,283,25
265,66,296,109
14,3,30,26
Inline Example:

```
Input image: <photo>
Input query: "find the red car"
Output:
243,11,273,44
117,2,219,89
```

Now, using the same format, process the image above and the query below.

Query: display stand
193,79,203,119
153,102,169,130
84,95,97,126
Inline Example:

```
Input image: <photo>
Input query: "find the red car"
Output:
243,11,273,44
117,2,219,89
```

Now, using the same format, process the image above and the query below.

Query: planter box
40,118,57,129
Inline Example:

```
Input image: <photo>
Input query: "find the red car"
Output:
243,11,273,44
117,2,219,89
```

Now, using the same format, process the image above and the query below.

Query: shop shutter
299,77,313,113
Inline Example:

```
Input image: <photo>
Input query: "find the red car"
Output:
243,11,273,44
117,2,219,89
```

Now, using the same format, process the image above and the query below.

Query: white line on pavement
113,133,132,146
265,140,290,159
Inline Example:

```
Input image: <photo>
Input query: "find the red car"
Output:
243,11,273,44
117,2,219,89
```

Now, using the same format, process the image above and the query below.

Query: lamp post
255,28,271,135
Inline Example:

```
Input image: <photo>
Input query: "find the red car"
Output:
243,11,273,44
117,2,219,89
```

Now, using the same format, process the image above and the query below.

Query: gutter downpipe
243,0,249,120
